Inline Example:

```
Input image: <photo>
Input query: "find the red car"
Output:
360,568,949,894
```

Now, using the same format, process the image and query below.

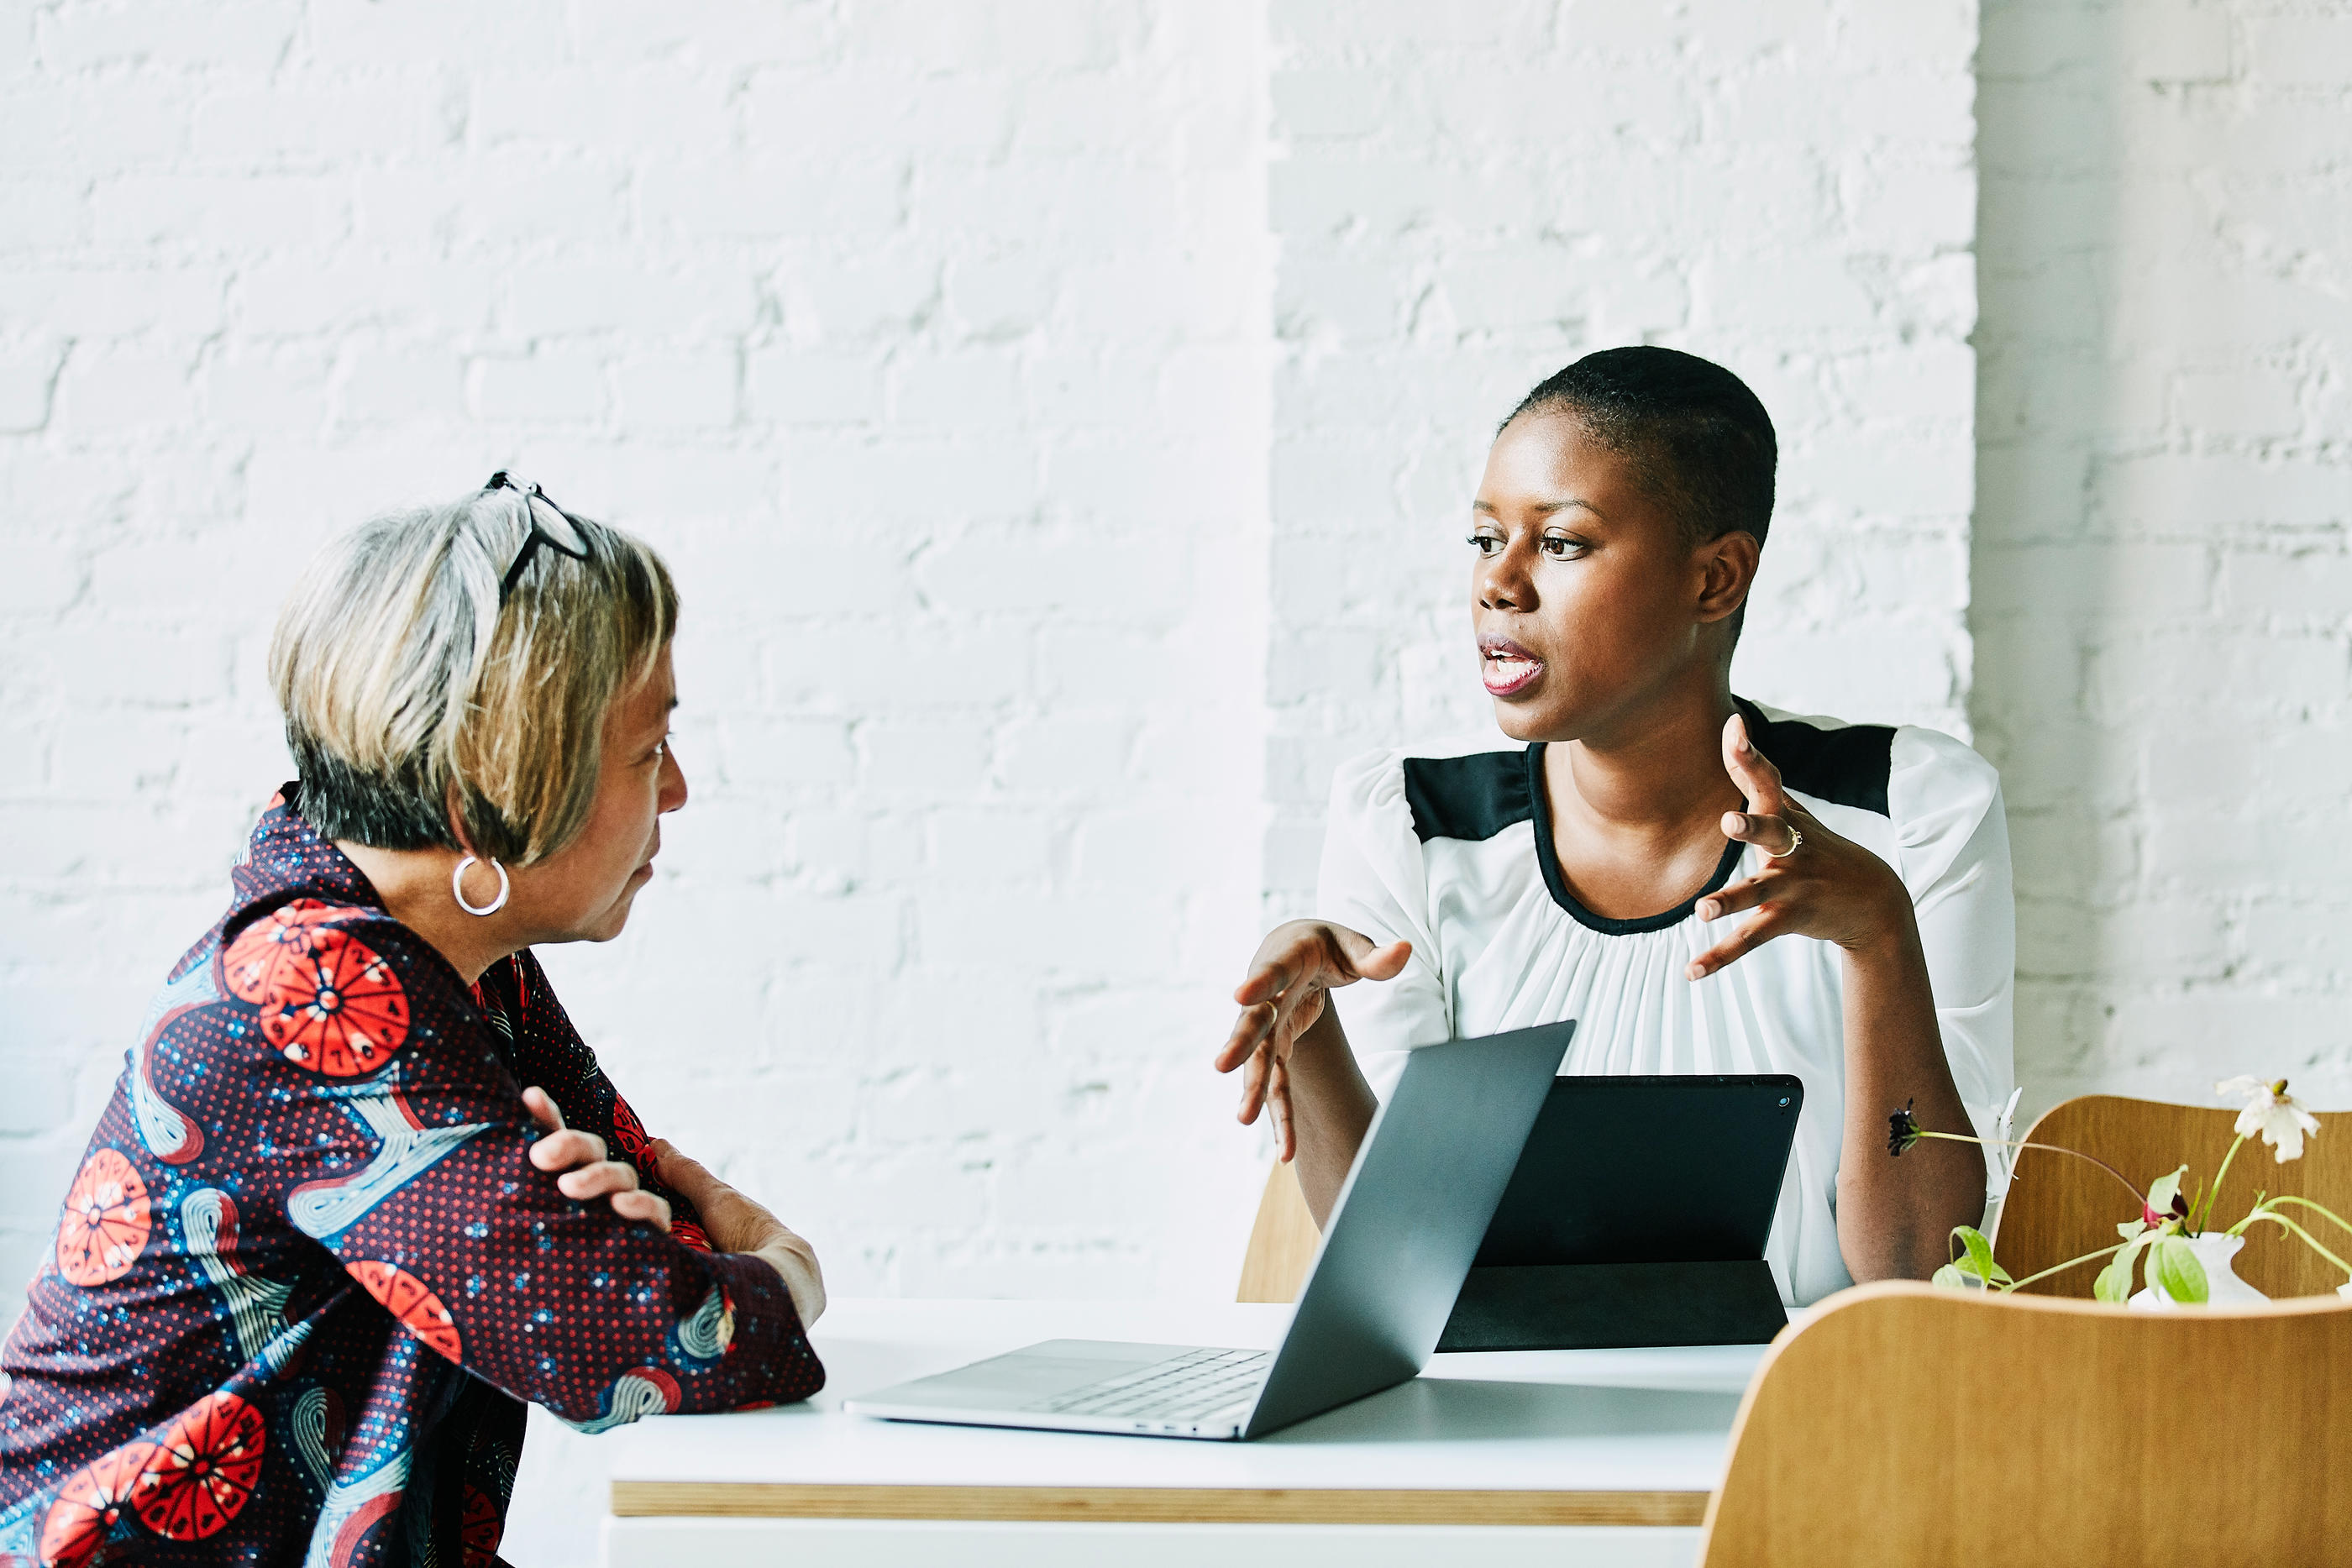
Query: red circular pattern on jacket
345,1260,463,1363
4,796,831,1565
55,1149,150,1288
459,1484,503,1567
133,1390,265,1541
258,929,410,1076
621,1366,681,1413
221,900,349,1003
38,1440,155,1568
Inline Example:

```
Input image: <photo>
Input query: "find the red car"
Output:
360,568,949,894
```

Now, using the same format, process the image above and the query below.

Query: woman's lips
1479,637,1545,696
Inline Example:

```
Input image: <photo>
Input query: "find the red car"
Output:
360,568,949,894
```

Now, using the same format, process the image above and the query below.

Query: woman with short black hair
0,476,822,1566
1217,349,2013,1303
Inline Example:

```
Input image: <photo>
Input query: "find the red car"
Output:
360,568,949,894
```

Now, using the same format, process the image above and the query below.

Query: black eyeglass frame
484,470,594,604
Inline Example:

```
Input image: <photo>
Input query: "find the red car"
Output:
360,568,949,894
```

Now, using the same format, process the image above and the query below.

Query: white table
603,1298,1765,1568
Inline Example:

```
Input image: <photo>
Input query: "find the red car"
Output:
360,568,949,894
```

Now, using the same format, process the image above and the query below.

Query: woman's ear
444,783,480,860
1693,530,1761,626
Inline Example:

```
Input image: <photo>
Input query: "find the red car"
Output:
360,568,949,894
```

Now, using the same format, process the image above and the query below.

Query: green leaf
2095,1235,2151,1303
1932,1263,1974,1290
2115,1217,2150,1242
1949,1225,2013,1287
2146,1164,2189,1219
1958,1225,1994,1272
2150,1236,2208,1304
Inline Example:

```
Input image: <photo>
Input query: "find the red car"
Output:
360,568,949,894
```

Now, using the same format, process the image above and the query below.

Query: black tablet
1436,1073,1804,1352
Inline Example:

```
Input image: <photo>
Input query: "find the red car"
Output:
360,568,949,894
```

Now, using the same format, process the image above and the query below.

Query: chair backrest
1698,1282,2352,1567
1234,1158,1320,1303
1992,1093,2350,1298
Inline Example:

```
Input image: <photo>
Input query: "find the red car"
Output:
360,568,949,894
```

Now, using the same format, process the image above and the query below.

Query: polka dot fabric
0,788,826,1566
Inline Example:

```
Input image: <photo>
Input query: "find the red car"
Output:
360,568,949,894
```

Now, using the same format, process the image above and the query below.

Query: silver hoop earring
453,855,510,917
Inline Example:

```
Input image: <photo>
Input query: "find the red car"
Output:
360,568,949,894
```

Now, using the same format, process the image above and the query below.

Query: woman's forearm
756,1235,827,1327
1835,916,1986,1281
1284,1005,1381,1227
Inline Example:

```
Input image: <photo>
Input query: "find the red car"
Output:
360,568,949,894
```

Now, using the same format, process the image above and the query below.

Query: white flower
2216,1076,2323,1164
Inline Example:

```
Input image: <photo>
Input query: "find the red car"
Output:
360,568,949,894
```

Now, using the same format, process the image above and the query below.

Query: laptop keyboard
1027,1348,1271,1420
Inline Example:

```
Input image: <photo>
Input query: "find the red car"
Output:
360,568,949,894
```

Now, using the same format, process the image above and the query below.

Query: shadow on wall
1971,0,2352,1120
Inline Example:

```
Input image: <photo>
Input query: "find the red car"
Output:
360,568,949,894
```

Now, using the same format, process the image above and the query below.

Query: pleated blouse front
1320,701,2017,1307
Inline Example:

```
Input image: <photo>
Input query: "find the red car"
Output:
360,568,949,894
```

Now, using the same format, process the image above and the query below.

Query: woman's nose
1478,547,1536,612
659,745,689,813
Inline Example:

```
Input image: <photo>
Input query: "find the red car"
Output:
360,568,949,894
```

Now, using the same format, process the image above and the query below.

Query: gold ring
1772,827,1803,860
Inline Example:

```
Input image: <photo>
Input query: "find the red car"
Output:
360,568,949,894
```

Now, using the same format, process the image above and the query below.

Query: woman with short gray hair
0,475,824,1568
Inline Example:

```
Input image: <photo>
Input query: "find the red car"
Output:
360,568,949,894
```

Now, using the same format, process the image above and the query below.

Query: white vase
2128,1232,2269,1311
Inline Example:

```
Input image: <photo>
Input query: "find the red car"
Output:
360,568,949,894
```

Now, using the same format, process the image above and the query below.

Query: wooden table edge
609,1481,1710,1527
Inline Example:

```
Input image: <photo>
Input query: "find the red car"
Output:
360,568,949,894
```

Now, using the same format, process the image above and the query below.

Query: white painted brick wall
12,0,2351,1559
1975,0,2352,1124
1260,0,1983,914
0,3,1270,1556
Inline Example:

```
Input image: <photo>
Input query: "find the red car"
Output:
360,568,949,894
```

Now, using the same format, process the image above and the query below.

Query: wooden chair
1992,1093,2352,1299
1235,1159,1319,1303
1698,1282,2352,1566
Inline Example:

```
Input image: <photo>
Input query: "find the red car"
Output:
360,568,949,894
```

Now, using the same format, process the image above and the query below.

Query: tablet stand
1436,1259,1788,1352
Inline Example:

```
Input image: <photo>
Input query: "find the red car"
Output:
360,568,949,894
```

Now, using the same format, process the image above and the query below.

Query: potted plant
1887,1078,2352,1307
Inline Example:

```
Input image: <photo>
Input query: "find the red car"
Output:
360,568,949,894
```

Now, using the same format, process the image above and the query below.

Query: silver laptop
842,1021,1573,1441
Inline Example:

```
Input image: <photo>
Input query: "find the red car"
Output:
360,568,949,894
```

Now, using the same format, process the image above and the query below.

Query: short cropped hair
270,483,678,866
1504,346,1777,552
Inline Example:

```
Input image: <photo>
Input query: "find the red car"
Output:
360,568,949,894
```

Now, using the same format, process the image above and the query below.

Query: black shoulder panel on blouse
1402,750,1533,842
1737,698,1895,817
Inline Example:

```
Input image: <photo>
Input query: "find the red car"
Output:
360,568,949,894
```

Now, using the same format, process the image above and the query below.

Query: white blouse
1320,700,2016,1307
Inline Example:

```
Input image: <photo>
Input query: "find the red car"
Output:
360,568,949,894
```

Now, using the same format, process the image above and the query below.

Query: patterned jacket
0,789,825,1566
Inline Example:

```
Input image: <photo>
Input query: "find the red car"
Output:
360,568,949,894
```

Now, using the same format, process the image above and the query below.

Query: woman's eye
1467,532,1504,556
1540,535,1583,559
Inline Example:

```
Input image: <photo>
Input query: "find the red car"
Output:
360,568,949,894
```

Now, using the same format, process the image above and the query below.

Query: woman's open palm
1215,920,1410,1160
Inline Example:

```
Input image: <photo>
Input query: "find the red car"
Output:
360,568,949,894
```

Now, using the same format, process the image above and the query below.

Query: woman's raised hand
1686,713,1914,981
1215,920,1410,1162
523,1086,672,1230
648,1138,827,1329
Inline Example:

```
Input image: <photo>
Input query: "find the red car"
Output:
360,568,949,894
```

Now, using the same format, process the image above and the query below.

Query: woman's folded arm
296,1067,825,1428
253,913,827,1428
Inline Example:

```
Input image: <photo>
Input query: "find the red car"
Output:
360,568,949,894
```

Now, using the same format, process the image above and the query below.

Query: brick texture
1262,0,1982,915
1974,0,2352,1124
14,0,2345,1557
0,3,1271,1554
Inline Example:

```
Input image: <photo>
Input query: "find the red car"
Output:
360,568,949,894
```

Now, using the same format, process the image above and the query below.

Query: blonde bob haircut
270,482,678,867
